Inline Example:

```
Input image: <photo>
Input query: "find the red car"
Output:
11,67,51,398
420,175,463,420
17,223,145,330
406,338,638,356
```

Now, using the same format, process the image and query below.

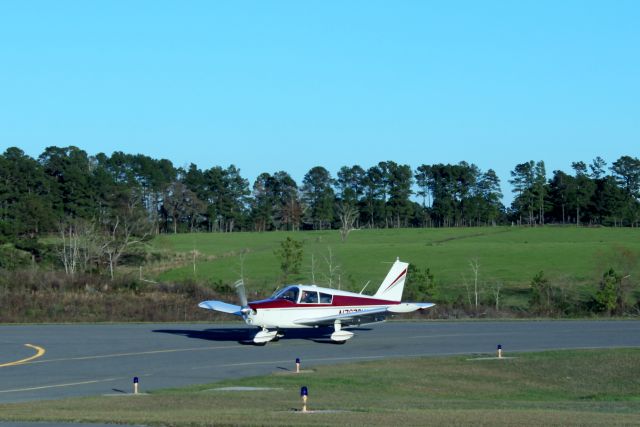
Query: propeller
234,279,252,315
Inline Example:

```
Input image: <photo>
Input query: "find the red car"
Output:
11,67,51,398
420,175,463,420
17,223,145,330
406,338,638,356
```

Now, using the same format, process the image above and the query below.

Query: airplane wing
198,300,244,316
293,302,435,328
293,307,389,328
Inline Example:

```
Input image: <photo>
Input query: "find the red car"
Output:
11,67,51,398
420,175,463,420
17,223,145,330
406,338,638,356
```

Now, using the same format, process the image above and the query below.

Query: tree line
1,146,639,245
510,157,640,227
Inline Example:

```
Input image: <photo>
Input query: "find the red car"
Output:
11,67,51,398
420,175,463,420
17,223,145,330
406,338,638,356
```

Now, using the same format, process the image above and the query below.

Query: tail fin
373,258,409,302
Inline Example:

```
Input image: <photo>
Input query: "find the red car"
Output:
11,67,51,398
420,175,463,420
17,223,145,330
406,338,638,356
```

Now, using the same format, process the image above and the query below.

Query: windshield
272,286,299,302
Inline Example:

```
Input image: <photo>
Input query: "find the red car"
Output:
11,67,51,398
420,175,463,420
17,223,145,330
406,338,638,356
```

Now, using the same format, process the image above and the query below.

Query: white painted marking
467,357,518,361
26,345,236,366
0,378,121,394
210,387,283,391
408,331,521,339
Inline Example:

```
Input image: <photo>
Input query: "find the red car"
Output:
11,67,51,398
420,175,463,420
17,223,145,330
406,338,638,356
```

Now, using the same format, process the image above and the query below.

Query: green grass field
2,349,639,426
152,227,640,307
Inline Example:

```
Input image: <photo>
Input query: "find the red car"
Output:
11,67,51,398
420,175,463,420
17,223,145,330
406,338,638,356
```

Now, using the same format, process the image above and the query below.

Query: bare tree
235,248,249,281
309,253,317,284
337,202,359,242
101,196,153,279
322,246,341,288
58,219,103,276
490,281,503,311
469,258,481,310
58,221,80,276
461,274,472,308
191,248,198,277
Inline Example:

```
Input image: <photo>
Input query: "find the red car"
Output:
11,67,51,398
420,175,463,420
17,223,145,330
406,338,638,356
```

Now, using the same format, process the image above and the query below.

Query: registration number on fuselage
338,308,364,314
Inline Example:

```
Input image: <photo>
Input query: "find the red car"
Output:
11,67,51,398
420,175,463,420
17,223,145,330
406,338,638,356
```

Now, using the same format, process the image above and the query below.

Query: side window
319,292,333,304
300,291,319,304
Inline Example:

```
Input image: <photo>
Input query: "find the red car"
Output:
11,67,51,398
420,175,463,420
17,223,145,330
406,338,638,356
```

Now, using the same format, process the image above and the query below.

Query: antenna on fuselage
359,280,370,294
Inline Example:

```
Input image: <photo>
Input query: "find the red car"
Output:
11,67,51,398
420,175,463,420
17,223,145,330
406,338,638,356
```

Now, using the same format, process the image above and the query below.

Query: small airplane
198,258,435,344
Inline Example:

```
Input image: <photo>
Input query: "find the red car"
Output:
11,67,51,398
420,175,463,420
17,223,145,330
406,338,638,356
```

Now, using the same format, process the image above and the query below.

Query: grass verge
1,349,639,426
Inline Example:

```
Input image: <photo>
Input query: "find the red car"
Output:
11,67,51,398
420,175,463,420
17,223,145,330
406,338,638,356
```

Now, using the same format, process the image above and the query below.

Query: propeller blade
235,279,248,308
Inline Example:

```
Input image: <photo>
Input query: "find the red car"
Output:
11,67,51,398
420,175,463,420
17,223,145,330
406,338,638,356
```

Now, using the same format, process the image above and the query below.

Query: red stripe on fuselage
248,294,398,310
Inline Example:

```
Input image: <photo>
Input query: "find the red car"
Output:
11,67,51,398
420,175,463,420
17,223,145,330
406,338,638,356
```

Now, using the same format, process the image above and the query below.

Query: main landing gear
330,320,354,343
253,328,277,344
252,321,354,345
252,328,286,344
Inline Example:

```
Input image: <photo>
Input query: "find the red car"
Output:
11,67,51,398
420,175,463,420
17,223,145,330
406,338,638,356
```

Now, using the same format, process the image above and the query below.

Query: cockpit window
274,286,299,302
300,290,319,304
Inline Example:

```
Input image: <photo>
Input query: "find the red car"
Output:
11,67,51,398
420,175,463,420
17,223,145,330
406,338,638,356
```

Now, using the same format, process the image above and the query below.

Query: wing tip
198,300,244,315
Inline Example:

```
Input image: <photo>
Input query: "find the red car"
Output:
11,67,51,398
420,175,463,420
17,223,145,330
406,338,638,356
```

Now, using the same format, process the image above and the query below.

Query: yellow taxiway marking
0,344,46,368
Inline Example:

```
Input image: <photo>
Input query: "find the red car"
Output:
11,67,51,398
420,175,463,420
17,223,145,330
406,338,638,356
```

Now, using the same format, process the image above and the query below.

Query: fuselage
245,284,398,329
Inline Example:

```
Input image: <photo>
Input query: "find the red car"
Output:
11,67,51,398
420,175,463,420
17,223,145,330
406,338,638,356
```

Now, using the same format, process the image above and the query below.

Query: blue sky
1,1,638,204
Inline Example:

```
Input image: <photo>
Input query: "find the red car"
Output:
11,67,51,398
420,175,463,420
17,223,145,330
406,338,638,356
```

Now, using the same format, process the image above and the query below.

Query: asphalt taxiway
1,320,639,403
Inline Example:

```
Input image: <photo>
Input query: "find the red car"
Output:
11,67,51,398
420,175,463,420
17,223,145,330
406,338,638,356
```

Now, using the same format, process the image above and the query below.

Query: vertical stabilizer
373,259,409,302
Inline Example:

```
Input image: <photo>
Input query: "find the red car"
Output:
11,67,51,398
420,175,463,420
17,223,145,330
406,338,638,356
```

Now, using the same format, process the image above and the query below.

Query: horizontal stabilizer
414,302,435,309
198,300,243,316
387,302,435,313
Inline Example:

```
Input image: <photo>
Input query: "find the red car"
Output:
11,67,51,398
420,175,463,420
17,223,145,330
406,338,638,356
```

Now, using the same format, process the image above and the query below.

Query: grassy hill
152,226,640,309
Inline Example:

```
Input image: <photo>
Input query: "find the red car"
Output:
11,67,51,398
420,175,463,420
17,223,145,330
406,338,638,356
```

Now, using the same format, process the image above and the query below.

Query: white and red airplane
198,258,434,344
